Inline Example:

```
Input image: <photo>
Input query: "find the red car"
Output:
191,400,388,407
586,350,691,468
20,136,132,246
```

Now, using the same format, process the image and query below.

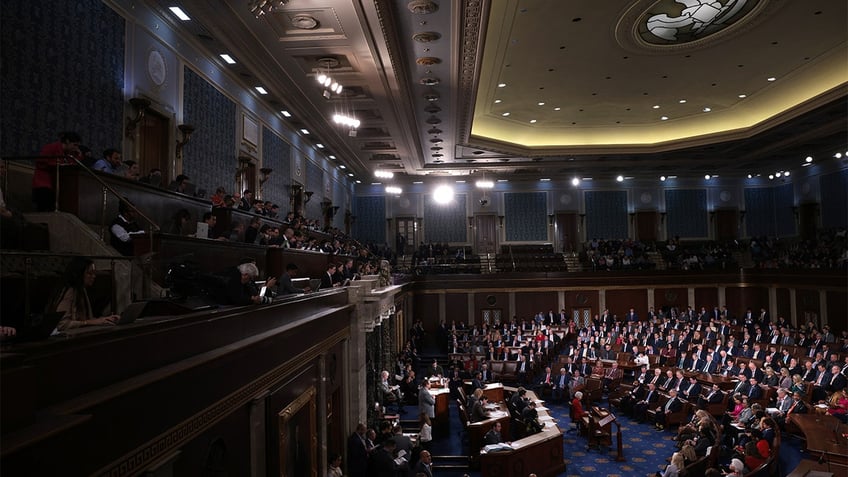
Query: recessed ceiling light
660,116,669,120
834,153,842,159
169,6,191,21
329,155,336,159
679,99,687,103
280,110,292,118
705,174,711,180
540,178,550,182
255,86,268,95
494,99,502,103
747,174,753,179
497,179,509,182
502,112,510,116
529,119,537,123
371,182,381,185
703,107,711,112
413,181,423,184
768,174,774,180
300,128,310,135
386,186,403,195
806,156,813,162
784,171,790,177
571,177,580,186
219,54,236,64
339,165,346,169
455,180,465,183
498,83,507,88
660,175,666,181
652,105,660,109
738,94,747,98
537,102,545,106
616,175,624,182
316,143,324,149
553,107,561,111
767,77,776,82
355,180,361,184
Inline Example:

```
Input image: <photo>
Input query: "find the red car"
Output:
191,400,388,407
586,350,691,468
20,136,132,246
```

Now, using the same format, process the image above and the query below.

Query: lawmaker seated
49,257,120,331
224,262,275,306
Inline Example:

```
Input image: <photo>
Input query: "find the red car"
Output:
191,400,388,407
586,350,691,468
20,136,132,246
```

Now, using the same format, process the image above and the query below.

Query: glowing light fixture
476,179,494,189
433,185,454,204
386,186,402,195
255,86,268,95
169,7,191,21
571,177,580,186
219,54,236,64
375,170,394,179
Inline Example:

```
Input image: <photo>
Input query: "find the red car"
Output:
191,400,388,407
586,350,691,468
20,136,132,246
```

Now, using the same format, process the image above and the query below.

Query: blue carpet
405,395,807,476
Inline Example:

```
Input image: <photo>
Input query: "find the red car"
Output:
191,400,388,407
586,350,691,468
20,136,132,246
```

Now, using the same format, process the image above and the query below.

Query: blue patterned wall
425,194,467,243
182,67,236,193
505,192,547,241
353,196,386,244
585,191,627,240
261,126,291,210
744,187,775,236
774,183,796,237
0,0,124,157
305,160,323,220
820,169,848,228
332,179,348,229
665,189,708,238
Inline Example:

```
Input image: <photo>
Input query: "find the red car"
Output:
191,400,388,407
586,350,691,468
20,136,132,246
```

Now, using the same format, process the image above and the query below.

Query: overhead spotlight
616,175,624,182
374,170,394,179
475,179,494,189
705,174,711,180
660,175,666,181
747,174,753,179
385,186,402,195
333,114,361,129
433,185,454,204
806,156,813,162
768,174,774,180
834,153,842,159
783,171,790,177
571,177,580,186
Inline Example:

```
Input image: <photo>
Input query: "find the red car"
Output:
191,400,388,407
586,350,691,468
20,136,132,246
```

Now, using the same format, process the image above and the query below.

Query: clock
147,49,167,87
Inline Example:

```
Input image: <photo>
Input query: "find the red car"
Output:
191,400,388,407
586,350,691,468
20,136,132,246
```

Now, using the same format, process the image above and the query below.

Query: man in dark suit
698,384,724,409
828,364,848,393
746,377,763,399
414,450,433,477
633,383,660,423
681,376,702,401
369,437,399,476
470,395,490,422
654,388,683,430
483,421,503,445
320,262,338,289
347,423,369,477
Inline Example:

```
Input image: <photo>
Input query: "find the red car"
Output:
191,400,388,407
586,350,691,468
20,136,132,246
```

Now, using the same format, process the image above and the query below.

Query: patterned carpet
416,391,805,476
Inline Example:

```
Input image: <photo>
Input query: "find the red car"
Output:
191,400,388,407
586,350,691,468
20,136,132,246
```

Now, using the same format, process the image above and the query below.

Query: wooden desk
479,390,564,477
429,387,451,433
683,371,738,391
468,403,511,458
463,381,505,403
786,458,836,477
787,414,848,467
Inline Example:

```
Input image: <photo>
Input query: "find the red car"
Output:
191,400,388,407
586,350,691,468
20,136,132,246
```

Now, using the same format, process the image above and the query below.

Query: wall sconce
125,97,151,138
175,124,195,161
498,215,504,228
260,167,273,185
548,214,555,226
468,216,474,228
303,190,314,203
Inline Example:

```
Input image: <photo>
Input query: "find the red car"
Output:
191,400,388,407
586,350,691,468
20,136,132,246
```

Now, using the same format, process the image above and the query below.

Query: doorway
396,217,417,256
474,214,497,254
138,109,170,183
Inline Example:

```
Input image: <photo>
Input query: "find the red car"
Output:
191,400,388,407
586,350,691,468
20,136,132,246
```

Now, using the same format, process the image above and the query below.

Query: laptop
13,312,65,342
309,278,321,292
118,302,148,325
195,222,209,239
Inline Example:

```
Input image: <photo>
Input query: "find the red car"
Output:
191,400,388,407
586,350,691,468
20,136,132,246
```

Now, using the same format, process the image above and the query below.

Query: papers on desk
482,443,514,453
489,410,509,418
533,399,545,405
535,406,550,411
766,408,779,414
539,415,556,422
815,403,829,409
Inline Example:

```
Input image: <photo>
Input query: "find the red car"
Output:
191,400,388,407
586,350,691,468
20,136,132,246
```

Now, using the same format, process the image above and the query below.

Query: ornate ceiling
153,0,847,183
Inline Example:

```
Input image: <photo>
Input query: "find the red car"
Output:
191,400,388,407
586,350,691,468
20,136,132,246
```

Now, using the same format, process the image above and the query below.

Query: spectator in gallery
92,148,124,175
33,131,81,211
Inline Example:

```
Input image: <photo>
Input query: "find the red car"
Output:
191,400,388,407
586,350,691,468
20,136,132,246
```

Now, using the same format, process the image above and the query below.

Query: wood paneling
606,289,648,316
515,291,558,319
694,287,719,308
445,293,469,325
415,294,441,331
826,290,847,329
564,290,599,315
636,210,658,242
776,288,791,324
654,287,688,311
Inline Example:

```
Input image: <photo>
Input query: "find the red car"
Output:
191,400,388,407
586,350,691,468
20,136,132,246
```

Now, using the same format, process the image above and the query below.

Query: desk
683,371,738,391
468,403,511,459
479,390,565,477
429,387,451,432
463,381,505,403
787,414,848,467
786,459,835,477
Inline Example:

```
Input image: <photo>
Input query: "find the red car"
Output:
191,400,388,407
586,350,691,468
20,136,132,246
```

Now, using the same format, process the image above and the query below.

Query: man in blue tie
552,367,571,403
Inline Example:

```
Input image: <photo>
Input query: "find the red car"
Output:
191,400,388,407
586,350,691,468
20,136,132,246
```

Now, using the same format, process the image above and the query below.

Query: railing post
101,186,109,242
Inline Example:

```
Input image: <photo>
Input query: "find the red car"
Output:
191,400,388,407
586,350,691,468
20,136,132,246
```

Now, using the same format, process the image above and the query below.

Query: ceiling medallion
430,138,443,143
430,146,443,151
291,14,319,30
416,57,441,66
420,77,440,86
432,153,444,157
408,0,438,14
638,0,762,45
424,104,441,113
427,127,442,135
423,92,440,102
426,116,442,124
413,32,441,43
